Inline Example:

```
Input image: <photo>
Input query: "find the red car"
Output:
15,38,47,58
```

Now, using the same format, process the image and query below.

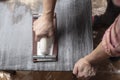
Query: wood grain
0,0,92,71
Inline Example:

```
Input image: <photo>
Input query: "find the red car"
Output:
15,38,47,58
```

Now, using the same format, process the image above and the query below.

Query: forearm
43,0,57,16
84,42,110,65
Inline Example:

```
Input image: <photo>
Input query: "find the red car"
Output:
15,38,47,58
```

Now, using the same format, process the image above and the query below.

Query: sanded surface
0,0,92,71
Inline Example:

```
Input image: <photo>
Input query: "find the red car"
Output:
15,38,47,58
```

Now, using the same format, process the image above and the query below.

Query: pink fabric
102,15,120,57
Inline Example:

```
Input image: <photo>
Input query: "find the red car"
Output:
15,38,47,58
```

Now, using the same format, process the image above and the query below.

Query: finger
33,18,39,24
33,20,40,31
73,65,78,75
77,66,85,78
78,65,84,72
80,67,90,78
84,67,91,76
35,32,48,42
77,72,84,79
32,20,38,30
33,24,38,32
48,29,54,37
35,34,43,42
33,24,37,31
87,67,95,77
34,31,41,41
35,35,38,41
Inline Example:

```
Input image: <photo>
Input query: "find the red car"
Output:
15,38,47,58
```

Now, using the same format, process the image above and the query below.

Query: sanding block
32,13,58,62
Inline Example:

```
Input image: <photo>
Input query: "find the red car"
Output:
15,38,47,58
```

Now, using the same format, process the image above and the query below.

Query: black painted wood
0,0,92,71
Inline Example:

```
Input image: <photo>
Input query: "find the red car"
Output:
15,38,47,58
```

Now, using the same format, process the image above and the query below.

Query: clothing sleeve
102,15,120,57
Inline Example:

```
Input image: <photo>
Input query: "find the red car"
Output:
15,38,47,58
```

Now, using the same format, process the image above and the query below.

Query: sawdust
92,0,107,15
0,72,11,80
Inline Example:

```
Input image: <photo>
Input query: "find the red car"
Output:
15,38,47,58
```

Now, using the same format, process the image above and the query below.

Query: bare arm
86,16,120,64
42,0,57,17
73,16,120,79
33,0,57,40
73,42,110,78
42,0,110,65
84,42,110,65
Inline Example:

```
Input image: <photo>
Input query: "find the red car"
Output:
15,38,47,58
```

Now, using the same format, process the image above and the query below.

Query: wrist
42,12,55,21
81,58,91,65
83,51,98,65
42,11,54,17
40,14,53,22
84,56,94,65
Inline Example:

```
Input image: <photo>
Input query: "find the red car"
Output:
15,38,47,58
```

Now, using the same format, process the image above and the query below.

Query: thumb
48,29,54,37
35,32,42,41
35,35,42,42
35,35,38,41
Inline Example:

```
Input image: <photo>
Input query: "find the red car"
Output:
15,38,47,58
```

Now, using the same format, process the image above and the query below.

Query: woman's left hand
73,58,96,79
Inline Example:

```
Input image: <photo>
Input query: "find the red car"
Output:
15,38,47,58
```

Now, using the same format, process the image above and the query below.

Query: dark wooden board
0,0,92,71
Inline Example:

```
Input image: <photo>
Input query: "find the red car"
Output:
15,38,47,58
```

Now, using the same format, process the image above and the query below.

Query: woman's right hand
33,13,54,41
73,58,96,79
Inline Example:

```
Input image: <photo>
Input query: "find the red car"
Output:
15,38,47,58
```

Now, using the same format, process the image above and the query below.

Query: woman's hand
33,14,54,41
73,58,96,79
73,42,111,79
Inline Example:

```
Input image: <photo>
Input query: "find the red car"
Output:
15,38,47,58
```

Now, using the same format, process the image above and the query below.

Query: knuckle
48,32,53,37
84,75,89,78
78,74,83,78
75,63,78,67
35,32,40,36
